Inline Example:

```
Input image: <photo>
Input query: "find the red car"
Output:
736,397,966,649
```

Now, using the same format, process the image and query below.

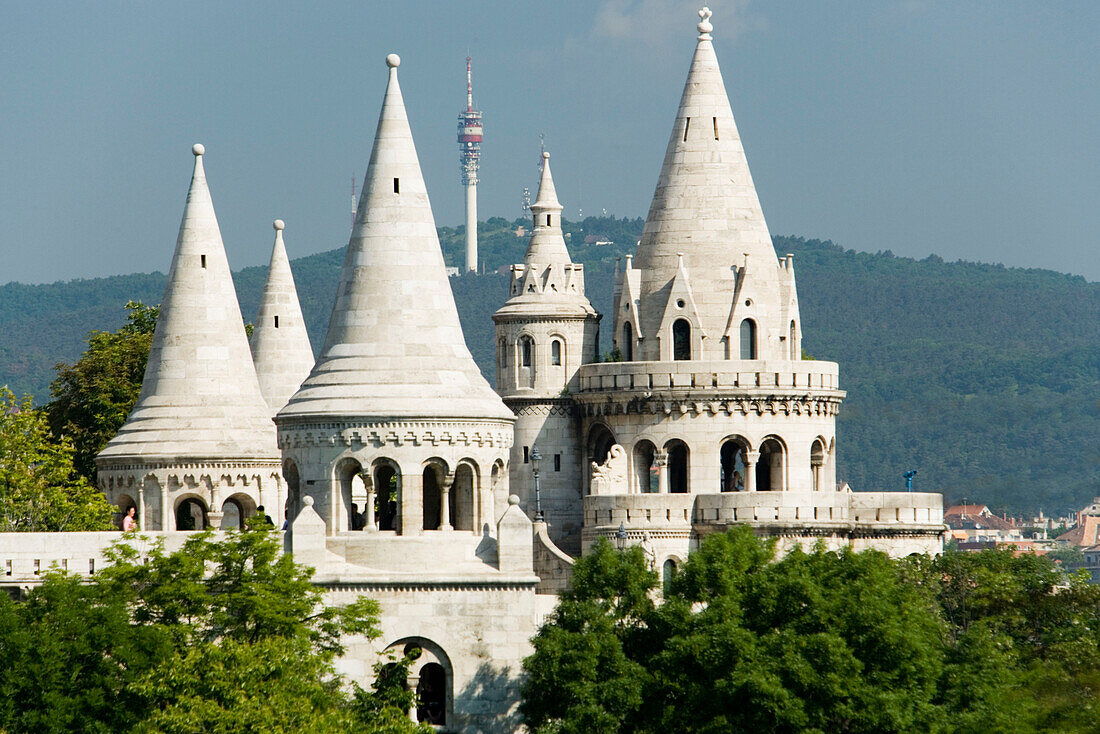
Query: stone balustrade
0,531,226,586
583,491,943,533
576,359,841,394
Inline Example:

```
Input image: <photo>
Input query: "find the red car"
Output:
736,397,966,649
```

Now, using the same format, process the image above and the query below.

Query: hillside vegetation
1,216,1096,514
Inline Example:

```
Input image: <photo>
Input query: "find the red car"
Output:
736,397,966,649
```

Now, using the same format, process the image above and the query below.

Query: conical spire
632,7,781,360
279,54,512,421
524,152,571,266
98,145,278,463
251,219,315,415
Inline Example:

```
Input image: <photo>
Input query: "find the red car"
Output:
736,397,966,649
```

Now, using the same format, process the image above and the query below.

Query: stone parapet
581,491,945,557
577,359,841,394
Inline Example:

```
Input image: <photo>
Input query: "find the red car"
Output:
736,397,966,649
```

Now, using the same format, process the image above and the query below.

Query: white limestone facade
493,153,600,554
96,145,282,532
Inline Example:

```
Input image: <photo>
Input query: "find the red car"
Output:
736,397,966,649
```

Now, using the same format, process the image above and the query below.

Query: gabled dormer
655,253,707,361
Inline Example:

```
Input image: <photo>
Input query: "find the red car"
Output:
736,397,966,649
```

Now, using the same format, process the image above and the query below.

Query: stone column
161,482,171,530
744,451,759,492
137,485,146,531
655,450,669,494
400,471,422,535
363,473,377,532
440,472,455,532
811,460,823,492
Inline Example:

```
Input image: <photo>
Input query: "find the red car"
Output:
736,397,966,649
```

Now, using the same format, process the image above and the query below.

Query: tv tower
457,57,483,272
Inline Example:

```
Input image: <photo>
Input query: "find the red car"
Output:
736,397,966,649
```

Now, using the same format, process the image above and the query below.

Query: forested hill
1,216,1097,515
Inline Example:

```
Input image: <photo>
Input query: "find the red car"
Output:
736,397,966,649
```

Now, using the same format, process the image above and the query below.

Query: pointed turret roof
251,219,315,414
279,54,512,422
523,152,571,266
98,145,278,464
495,151,597,319
631,7,782,359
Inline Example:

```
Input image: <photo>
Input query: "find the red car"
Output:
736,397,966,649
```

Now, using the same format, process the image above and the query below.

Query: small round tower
493,152,600,551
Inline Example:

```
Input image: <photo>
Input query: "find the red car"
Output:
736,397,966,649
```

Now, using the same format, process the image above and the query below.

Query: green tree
46,300,158,481
0,387,113,531
0,524,427,734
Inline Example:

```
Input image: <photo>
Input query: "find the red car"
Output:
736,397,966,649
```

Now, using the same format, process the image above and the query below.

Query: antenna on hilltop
350,176,357,232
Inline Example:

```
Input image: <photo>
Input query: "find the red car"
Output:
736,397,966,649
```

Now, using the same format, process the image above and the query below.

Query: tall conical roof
98,145,278,464
250,219,315,415
632,7,780,358
279,54,512,422
524,152,571,266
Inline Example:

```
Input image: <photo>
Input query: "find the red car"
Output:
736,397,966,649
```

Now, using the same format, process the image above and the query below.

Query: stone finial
508,494,520,506
192,143,205,156
386,53,401,68
542,151,550,160
273,219,285,231
303,495,314,507
698,7,713,40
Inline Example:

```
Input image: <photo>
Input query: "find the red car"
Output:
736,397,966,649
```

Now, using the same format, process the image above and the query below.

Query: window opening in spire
740,319,757,359
546,214,551,226
713,117,719,140
554,454,561,472
523,446,529,463
274,315,279,328
393,178,400,193
790,320,798,359
622,322,634,361
673,319,691,360
200,255,206,269
551,339,562,365
683,117,691,142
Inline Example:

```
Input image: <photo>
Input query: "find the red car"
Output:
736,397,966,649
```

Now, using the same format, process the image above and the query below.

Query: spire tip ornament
697,6,713,39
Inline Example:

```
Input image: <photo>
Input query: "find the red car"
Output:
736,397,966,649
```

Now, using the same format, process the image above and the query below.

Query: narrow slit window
683,117,691,142
200,254,207,268
393,178,400,193
546,214,551,226
713,117,719,140
274,315,279,328
554,454,561,472
523,446,530,464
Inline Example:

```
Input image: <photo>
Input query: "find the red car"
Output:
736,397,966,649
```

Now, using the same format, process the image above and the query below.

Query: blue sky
1,1,1097,284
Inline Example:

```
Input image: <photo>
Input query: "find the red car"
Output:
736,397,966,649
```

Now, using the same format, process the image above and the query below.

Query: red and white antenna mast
457,56,483,273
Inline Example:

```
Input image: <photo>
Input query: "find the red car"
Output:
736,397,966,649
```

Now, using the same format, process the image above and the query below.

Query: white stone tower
250,219,315,415
493,152,599,552
96,144,282,531
276,53,514,536
573,7,942,561
458,57,483,272
275,54,535,731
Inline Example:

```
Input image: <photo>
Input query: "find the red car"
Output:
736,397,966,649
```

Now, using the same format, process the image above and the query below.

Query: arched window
622,322,634,361
520,336,533,367
662,559,677,592
372,461,399,531
811,439,826,492
422,466,443,530
498,338,507,371
175,497,208,531
551,339,562,366
790,320,798,360
757,438,784,491
417,662,447,725
633,441,658,493
451,463,476,532
740,319,757,359
284,460,300,524
720,438,750,492
666,440,689,493
672,319,691,361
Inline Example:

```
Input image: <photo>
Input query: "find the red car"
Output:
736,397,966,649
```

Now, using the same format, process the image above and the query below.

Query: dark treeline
2,217,1096,515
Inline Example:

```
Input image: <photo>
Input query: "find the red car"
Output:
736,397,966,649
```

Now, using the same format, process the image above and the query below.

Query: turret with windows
493,151,600,552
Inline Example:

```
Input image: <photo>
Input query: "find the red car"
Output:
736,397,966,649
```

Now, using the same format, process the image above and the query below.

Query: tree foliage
522,529,1100,734
0,387,113,531
0,525,428,733
46,300,158,482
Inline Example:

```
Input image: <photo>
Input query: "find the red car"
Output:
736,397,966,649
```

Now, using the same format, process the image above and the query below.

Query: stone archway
720,436,751,492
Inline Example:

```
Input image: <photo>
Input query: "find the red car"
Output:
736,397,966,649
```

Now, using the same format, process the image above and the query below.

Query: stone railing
583,491,943,533
0,531,224,585
576,359,841,393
